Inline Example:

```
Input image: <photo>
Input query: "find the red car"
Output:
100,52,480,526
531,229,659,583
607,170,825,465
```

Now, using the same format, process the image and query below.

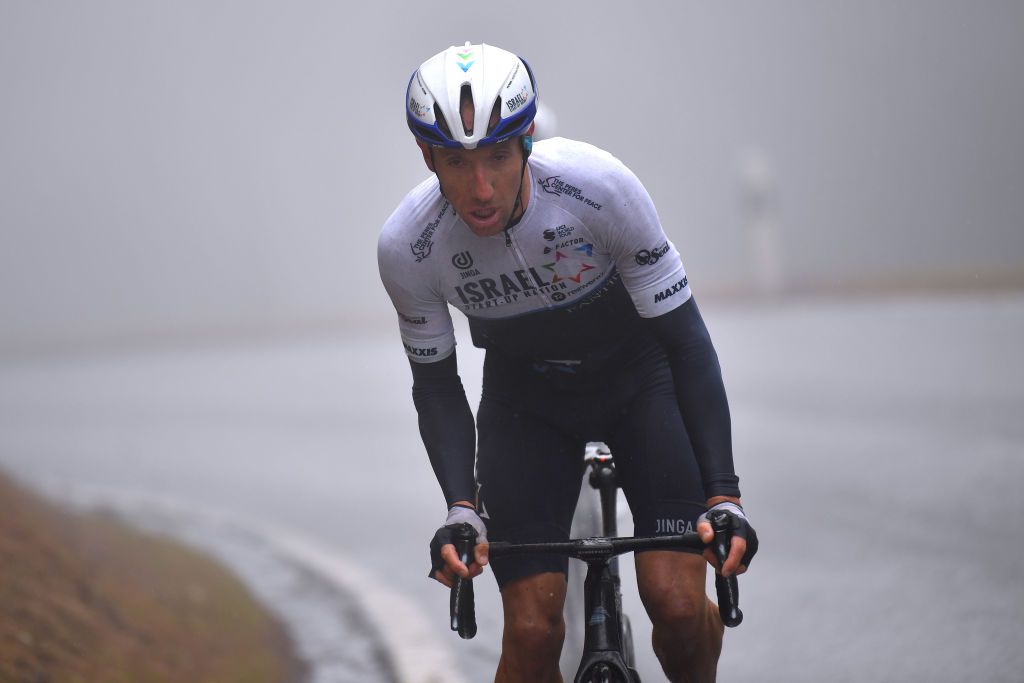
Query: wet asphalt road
1,292,1022,682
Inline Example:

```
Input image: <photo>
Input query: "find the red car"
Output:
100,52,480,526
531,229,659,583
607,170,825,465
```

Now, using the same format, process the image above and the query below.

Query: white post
739,148,785,297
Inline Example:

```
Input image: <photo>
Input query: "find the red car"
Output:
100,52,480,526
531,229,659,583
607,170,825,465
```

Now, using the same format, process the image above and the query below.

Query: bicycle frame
579,448,635,680
576,552,636,681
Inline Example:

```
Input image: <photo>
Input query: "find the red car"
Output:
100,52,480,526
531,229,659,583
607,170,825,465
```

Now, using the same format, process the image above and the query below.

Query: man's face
425,139,527,237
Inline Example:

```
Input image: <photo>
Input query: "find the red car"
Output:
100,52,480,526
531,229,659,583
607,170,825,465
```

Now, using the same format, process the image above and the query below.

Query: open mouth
471,208,498,222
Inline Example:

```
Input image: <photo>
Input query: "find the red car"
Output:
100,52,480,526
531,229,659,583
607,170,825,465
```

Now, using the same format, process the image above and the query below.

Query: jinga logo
451,251,474,270
655,519,695,534
653,276,688,303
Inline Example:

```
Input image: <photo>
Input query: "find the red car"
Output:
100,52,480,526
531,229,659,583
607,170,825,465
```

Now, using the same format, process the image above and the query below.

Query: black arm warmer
409,351,477,506
645,297,741,499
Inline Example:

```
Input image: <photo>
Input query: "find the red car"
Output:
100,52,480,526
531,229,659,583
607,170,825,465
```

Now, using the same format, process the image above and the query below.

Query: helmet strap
501,141,530,243
428,146,449,201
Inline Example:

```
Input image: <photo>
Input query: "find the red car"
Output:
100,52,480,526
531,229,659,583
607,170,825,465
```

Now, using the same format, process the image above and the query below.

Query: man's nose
471,164,495,202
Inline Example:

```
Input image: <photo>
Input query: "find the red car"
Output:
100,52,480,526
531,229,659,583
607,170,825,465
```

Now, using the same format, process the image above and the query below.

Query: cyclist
378,42,759,682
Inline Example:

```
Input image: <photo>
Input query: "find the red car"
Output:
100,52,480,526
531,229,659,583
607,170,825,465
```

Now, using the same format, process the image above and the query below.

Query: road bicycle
448,444,743,682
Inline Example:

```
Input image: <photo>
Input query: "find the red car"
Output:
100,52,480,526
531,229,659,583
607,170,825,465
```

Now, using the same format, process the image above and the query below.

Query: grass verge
0,470,307,682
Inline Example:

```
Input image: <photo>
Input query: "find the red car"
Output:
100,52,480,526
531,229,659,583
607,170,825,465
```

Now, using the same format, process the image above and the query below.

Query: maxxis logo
451,251,474,270
653,276,689,304
404,343,438,358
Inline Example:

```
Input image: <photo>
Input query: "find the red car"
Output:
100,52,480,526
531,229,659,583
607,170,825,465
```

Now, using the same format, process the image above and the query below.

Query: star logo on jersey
542,249,595,284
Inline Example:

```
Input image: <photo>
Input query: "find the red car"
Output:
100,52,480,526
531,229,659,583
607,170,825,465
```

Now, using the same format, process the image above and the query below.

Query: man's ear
417,140,435,172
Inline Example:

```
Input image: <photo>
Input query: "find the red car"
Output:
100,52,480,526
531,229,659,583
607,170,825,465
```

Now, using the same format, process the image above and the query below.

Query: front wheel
621,614,636,669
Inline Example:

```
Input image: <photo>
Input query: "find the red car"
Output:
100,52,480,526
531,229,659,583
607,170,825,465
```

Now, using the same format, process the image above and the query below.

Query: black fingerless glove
699,501,759,568
427,505,487,578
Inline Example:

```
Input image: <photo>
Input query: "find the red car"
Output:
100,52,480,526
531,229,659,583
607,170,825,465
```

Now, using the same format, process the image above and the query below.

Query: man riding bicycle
378,42,758,682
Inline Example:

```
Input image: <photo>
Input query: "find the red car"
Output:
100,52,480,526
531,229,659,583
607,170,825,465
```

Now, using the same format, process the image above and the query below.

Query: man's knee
504,608,566,652
500,572,567,654
645,592,708,640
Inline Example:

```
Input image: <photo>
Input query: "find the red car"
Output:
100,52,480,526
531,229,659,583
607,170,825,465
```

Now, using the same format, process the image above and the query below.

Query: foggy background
2,2,1023,682
2,1,1022,352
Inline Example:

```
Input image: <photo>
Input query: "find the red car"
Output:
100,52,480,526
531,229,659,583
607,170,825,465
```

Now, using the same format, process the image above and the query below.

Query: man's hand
697,499,758,577
428,504,489,588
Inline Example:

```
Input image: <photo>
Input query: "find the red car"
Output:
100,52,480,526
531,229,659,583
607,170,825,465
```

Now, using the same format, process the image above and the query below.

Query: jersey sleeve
596,157,691,318
377,225,456,363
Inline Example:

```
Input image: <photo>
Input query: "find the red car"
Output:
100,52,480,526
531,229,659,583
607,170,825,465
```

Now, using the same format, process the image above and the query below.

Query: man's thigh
476,395,585,590
607,366,707,544
635,551,709,621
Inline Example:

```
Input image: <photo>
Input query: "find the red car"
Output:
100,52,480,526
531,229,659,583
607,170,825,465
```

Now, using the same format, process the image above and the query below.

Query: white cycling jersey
377,137,692,364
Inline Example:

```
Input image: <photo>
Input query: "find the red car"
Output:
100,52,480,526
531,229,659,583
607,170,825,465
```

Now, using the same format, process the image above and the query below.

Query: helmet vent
487,98,501,136
459,84,474,136
433,102,452,139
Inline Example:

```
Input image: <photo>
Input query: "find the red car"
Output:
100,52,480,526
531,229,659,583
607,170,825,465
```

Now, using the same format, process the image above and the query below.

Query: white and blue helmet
406,42,538,149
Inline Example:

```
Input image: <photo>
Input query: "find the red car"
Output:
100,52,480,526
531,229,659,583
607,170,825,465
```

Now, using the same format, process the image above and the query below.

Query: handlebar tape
449,523,478,639
709,510,743,627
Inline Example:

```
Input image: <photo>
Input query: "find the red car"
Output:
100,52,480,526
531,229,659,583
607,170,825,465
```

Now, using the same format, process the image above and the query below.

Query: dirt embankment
0,471,307,683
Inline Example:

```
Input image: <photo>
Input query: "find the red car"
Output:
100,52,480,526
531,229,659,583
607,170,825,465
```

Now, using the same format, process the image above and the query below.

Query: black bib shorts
475,335,708,590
